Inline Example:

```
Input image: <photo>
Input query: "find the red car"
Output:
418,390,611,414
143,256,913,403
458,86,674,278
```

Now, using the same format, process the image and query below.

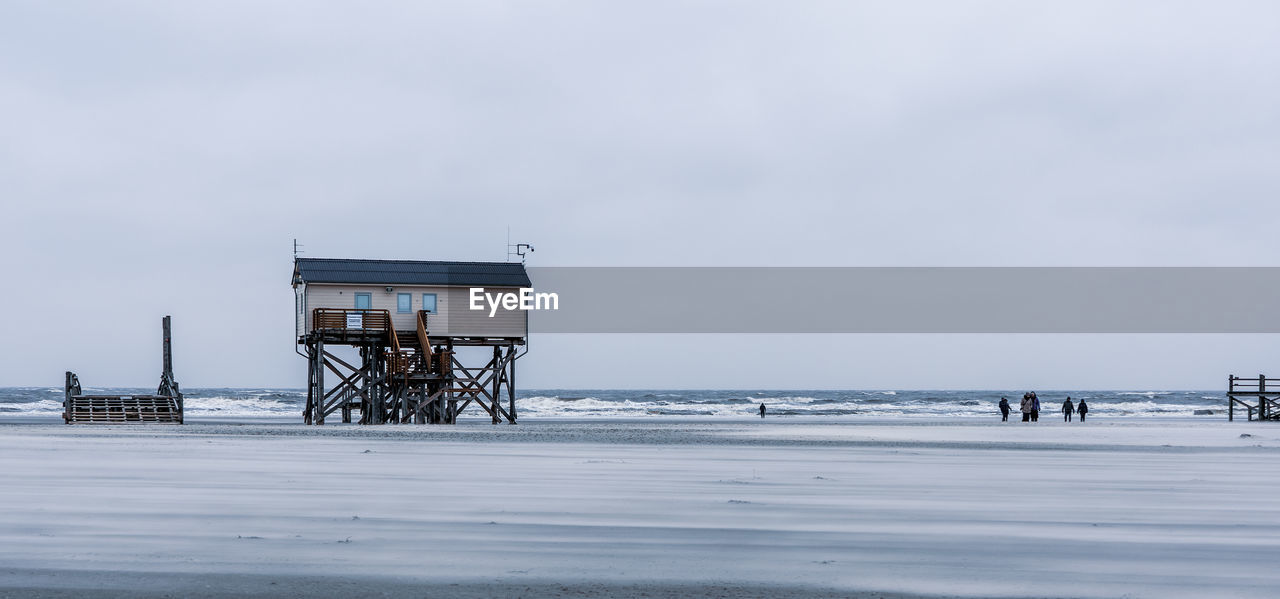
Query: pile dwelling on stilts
293,258,530,425
1227,374,1280,421
63,316,184,424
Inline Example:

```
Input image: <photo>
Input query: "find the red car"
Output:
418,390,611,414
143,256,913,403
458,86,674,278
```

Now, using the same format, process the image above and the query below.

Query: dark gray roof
295,258,531,287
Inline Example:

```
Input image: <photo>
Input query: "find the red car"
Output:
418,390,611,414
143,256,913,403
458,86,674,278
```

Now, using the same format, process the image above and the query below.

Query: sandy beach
0,418,1275,598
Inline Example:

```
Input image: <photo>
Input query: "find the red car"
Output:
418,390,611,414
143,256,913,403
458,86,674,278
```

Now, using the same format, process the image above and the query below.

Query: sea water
0,388,1228,419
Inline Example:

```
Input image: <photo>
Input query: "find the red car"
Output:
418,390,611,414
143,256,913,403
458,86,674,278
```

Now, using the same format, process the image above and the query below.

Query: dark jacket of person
1063,399,1075,414
999,398,1010,413
1077,401,1088,415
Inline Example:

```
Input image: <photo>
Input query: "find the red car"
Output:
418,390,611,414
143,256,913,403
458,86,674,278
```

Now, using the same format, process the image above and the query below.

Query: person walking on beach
759,403,766,418
1077,399,1088,422
999,397,1010,422
1020,393,1032,422
1062,397,1075,422
1031,392,1040,422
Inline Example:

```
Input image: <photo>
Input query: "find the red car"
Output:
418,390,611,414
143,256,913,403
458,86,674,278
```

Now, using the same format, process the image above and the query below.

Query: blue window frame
397,293,411,313
354,293,372,310
422,293,437,313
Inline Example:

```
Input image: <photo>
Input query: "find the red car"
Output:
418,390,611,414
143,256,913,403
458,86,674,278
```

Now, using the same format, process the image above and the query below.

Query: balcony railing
312,308,393,332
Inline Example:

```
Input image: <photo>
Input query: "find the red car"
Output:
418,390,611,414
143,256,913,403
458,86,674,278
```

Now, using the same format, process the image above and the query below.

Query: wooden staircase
389,311,450,379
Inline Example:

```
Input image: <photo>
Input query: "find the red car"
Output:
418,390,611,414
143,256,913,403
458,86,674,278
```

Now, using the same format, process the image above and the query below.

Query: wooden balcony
312,308,393,331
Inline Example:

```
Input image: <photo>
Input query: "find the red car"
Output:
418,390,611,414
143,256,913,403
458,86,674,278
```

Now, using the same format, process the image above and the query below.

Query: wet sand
0,418,1276,598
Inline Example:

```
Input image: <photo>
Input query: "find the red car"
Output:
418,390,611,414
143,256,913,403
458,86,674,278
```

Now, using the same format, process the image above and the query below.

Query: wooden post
314,337,325,425
1262,374,1268,421
1228,374,1234,422
360,345,371,425
508,345,517,424
304,340,314,425
161,316,173,382
491,346,501,425
154,316,183,423
378,347,387,424
63,371,78,424
446,340,455,424
401,377,411,424
371,346,382,425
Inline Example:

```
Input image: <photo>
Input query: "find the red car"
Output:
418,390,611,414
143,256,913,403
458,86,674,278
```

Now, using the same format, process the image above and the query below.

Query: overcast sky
2,1,1278,389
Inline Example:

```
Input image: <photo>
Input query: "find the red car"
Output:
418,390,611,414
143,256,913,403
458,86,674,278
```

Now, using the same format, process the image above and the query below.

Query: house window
355,293,372,310
397,293,411,313
422,293,437,313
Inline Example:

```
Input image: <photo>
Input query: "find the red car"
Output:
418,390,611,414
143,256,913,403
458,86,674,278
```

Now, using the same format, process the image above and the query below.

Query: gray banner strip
521,267,1280,333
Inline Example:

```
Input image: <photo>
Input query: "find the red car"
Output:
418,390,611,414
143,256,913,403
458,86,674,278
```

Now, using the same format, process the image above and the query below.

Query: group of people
997,393,1088,423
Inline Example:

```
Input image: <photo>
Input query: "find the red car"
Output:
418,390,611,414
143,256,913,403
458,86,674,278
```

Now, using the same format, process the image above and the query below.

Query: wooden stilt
314,336,325,425
508,345,517,424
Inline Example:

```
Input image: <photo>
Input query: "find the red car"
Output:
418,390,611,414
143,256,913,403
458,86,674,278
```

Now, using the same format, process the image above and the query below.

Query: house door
355,293,372,310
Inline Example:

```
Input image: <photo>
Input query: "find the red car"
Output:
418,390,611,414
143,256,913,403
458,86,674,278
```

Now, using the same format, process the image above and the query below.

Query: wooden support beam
491,346,501,424
1229,374,1235,422
508,345,517,423
314,336,325,424
304,346,314,425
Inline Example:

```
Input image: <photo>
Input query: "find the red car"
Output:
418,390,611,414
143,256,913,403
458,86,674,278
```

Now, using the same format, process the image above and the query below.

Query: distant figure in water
1020,393,1032,422
759,403,766,418
998,397,1010,422
1077,399,1088,422
1062,397,1075,422
1031,392,1040,422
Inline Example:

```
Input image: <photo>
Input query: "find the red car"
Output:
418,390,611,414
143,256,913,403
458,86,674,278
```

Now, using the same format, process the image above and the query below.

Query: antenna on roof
506,227,534,263
509,243,534,263
293,238,305,260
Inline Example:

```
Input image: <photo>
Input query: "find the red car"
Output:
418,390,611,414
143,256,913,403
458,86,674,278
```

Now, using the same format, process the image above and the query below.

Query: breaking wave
0,388,1228,420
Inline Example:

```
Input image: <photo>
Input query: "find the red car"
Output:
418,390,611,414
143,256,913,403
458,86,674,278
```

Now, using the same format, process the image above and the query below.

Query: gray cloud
2,1,1278,388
